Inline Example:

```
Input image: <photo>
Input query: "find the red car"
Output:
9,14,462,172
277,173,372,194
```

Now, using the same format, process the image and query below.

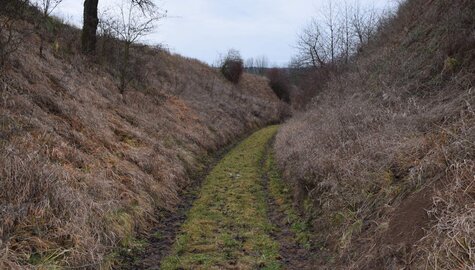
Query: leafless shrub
96,11,120,65
100,0,166,93
0,0,30,71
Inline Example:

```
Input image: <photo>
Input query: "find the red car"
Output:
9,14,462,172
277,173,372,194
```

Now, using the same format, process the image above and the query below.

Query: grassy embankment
0,7,285,267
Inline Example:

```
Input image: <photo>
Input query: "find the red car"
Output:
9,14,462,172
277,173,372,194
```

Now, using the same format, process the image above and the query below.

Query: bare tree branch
294,0,385,68
100,0,166,92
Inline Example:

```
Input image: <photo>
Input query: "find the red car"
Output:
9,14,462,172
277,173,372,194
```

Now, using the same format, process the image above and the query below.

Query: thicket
220,49,244,84
266,68,291,103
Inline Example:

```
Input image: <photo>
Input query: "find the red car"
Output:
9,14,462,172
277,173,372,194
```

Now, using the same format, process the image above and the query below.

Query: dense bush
220,49,244,84
266,68,291,103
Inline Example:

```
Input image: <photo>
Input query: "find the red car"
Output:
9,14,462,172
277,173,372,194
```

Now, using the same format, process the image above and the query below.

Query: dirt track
119,126,316,269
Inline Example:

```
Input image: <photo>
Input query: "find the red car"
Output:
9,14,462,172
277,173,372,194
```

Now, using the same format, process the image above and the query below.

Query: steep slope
275,0,475,269
0,19,285,268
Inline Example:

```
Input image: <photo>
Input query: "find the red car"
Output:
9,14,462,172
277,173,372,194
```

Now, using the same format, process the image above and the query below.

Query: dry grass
420,118,475,269
0,16,285,268
275,0,475,268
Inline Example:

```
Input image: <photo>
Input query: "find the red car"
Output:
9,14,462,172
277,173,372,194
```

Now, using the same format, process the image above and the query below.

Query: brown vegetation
275,0,475,268
0,0,31,68
0,13,285,269
267,68,291,103
220,49,244,84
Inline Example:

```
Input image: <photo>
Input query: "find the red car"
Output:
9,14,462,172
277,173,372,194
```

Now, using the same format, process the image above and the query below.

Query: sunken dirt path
121,126,316,270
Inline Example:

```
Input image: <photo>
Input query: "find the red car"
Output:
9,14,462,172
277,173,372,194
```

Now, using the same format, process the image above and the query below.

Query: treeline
292,1,388,68
214,1,398,108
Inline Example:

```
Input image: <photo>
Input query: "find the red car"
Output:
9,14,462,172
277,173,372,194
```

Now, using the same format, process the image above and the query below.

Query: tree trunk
81,0,99,54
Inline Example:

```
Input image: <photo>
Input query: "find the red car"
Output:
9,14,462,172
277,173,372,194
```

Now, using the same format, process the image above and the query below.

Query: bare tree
295,19,328,68
245,55,268,75
132,0,156,12
81,0,157,54
102,0,166,92
294,0,384,68
255,55,269,75
338,1,352,63
245,57,255,73
323,0,338,64
34,0,63,57
81,0,99,54
351,1,378,45
36,0,63,18
295,0,342,68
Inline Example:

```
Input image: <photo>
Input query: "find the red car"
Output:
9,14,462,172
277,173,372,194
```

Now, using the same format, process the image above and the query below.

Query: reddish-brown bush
266,68,291,103
220,49,244,84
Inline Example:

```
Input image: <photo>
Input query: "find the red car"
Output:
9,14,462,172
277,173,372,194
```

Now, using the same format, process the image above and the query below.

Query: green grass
161,126,281,270
263,149,313,249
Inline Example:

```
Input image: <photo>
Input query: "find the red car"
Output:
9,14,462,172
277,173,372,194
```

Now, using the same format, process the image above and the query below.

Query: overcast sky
53,0,397,66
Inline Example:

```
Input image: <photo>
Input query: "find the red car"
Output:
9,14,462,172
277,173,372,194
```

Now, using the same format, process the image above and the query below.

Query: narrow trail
118,136,241,270
121,126,316,269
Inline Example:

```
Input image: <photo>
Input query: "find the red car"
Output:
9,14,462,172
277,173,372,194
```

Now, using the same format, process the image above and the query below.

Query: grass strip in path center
161,126,281,270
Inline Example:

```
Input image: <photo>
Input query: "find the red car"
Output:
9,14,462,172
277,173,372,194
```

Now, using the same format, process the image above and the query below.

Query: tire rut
261,138,317,270
117,138,242,270
119,127,316,269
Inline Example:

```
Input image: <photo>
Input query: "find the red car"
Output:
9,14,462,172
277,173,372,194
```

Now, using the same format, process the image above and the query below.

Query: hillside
2,0,475,269
275,0,475,269
0,16,285,268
